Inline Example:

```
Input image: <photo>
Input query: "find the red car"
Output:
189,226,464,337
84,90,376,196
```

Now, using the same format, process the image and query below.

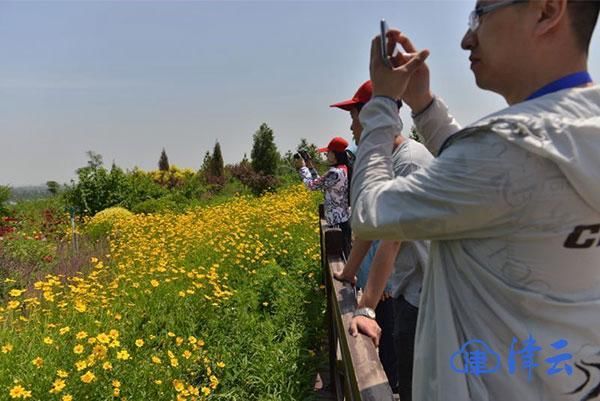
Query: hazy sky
2,0,600,186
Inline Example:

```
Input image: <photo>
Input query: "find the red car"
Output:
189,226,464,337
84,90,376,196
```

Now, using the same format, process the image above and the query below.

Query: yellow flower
172,380,185,392
57,370,69,378
182,350,192,359
151,356,162,365
62,395,73,401
74,301,87,312
109,329,119,339
49,378,66,394
102,361,113,371
80,370,96,383
32,357,44,368
97,333,110,344
2,344,14,353
75,360,87,371
135,339,144,347
217,361,226,368
154,380,162,385
113,388,120,397
150,279,159,287
116,350,130,360
9,289,25,297
187,336,197,345
201,386,211,396
170,358,179,367
73,344,84,354
59,327,71,335
112,380,121,388
76,331,88,340
43,337,54,345
9,385,32,399
7,300,20,310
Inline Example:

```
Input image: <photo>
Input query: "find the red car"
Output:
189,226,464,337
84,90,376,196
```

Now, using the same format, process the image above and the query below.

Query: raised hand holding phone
371,23,430,102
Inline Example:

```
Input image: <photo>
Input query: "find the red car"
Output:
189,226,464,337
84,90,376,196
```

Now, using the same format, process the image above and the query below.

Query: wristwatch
353,307,376,320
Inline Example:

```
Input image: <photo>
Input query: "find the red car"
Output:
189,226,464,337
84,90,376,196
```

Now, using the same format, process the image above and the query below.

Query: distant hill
9,185,53,202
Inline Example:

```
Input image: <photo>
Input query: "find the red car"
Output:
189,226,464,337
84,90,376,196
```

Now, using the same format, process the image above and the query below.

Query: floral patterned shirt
298,165,349,226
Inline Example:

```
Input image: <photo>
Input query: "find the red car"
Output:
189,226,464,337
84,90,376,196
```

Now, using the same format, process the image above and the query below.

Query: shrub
63,152,130,215
230,162,279,196
85,206,133,240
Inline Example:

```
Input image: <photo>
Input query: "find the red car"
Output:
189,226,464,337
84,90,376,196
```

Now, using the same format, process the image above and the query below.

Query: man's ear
533,0,568,37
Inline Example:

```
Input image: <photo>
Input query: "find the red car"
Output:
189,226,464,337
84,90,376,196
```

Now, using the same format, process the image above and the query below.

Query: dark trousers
376,298,398,390
337,220,352,259
393,295,419,401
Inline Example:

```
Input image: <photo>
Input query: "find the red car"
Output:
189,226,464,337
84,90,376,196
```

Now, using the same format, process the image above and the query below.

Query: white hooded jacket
351,86,600,401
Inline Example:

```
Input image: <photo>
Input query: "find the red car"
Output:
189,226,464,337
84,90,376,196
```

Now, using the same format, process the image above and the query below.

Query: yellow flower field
0,185,323,400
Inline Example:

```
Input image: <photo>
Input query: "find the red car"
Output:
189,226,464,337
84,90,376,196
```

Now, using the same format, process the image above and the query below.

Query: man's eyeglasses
468,0,528,32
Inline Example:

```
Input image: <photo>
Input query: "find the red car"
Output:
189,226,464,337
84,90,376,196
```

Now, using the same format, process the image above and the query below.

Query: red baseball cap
318,137,349,153
330,80,373,111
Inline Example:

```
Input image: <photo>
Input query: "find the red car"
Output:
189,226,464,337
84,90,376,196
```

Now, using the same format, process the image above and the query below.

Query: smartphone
380,19,392,68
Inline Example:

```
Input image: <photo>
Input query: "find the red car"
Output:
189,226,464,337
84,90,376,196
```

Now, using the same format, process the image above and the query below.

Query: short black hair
568,0,600,54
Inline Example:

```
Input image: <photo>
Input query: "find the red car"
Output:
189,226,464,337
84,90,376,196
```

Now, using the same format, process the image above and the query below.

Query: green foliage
63,152,130,215
251,123,280,176
210,142,225,179
1,235,56,267
158,148,170,171
122,168,169,208
200,151,212,177
0,185,10,217
46,181,60,196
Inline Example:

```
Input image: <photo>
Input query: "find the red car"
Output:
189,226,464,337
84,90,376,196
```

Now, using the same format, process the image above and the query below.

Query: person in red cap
296,136,352,255
331,80,433,399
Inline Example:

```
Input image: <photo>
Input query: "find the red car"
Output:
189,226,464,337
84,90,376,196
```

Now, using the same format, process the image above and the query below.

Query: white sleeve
413,97,463,156
351,97,530,241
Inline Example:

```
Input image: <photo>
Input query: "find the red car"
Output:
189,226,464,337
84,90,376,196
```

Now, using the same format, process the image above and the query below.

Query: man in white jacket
351,1,600,400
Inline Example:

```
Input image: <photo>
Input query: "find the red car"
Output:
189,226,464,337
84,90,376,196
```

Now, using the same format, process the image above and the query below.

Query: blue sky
2,0,600,186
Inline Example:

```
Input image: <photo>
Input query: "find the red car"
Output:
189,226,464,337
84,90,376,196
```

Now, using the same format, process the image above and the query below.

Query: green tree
63,151,129,215
200,151,212,176
46,181,60,195
0,185,11,216
158,148,170,171
210,141,224,179
251,123,280,176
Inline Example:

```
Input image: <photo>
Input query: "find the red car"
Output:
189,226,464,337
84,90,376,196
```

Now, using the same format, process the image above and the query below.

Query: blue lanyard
526,71,593,101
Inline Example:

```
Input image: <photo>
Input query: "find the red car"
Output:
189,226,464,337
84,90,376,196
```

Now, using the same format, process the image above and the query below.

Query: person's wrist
353,307,376,320
372,91,400,102
407,92,434,116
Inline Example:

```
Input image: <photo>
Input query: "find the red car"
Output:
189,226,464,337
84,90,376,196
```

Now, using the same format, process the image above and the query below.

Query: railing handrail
319,204,395,401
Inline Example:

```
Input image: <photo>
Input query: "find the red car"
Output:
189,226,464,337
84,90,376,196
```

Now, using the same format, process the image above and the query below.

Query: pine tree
210,141,224,178
158,148,170,171
200,151,212,175
250,123,280,176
